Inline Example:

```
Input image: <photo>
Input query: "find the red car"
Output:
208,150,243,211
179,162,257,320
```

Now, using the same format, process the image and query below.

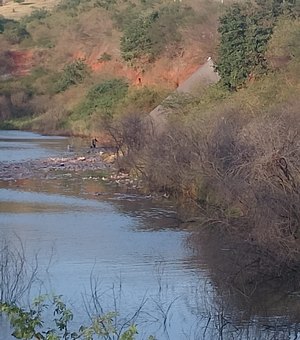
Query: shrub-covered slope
0,0,221,135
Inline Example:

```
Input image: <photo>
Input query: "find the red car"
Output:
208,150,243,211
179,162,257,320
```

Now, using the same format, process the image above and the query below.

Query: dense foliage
53,59,90,93
120,3,193,64
74,78,129,118
2,20,29,44
216,0,299,90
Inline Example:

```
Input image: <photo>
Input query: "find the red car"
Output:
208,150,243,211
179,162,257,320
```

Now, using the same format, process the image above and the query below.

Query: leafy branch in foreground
0,294,143,340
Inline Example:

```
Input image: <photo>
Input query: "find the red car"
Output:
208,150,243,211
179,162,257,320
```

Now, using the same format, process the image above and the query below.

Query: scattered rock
0,153,109,181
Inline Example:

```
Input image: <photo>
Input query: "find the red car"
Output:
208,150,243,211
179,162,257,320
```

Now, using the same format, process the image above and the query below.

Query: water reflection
186,228,300,339
0,176,198,339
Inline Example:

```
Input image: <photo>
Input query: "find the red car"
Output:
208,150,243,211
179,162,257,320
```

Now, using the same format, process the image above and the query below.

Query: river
0,130,299,340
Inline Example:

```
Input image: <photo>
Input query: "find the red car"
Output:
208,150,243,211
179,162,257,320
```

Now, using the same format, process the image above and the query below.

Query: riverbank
0,146,148,193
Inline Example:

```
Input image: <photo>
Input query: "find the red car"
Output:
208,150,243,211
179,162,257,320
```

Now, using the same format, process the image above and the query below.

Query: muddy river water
0,130,299,339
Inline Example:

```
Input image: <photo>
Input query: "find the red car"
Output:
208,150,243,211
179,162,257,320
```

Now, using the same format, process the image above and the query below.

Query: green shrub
74,78,129,118
216,0,300,90
118,86,168,114
112,2,141,31
1,295,139,340
94,0,116,10
3,21,30,44
20,67,49,96
53,59,90,93
147,3,193,57
0,52,13,75
56,0,82,11
22,8,50,24
267,17,300,63
98,52,112,62
120,3,193,64
56,0,91,16
0,15,8,33
120,11,159,63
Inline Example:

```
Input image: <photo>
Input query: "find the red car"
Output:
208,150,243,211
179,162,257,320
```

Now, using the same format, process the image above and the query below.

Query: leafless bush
136,98,300,274
102,112,153,172
239,105,300,267
193,100,300,271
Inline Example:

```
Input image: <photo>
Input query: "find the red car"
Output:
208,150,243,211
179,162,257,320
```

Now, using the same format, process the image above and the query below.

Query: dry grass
0,0,59,20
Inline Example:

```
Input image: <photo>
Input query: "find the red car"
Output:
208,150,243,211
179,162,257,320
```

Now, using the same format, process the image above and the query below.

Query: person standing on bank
90,138,98,149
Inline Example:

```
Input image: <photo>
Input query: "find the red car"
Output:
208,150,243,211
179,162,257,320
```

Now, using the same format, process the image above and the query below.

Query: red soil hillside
3,41,211,89
73,46,208,88
7,50,34,76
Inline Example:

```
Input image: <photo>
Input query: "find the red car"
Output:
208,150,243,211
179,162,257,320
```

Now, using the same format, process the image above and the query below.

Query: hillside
0,0,222,135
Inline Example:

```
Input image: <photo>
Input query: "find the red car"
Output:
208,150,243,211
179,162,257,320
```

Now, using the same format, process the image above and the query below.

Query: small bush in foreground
1,295,140,340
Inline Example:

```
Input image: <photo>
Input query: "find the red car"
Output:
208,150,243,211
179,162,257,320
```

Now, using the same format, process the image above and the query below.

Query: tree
216,0,299,90
216,4,249,90
53,59,90,93
120,12,159,63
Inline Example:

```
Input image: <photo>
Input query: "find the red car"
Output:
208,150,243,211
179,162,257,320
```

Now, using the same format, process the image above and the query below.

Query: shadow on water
185,226,300,339
0,174,180,231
